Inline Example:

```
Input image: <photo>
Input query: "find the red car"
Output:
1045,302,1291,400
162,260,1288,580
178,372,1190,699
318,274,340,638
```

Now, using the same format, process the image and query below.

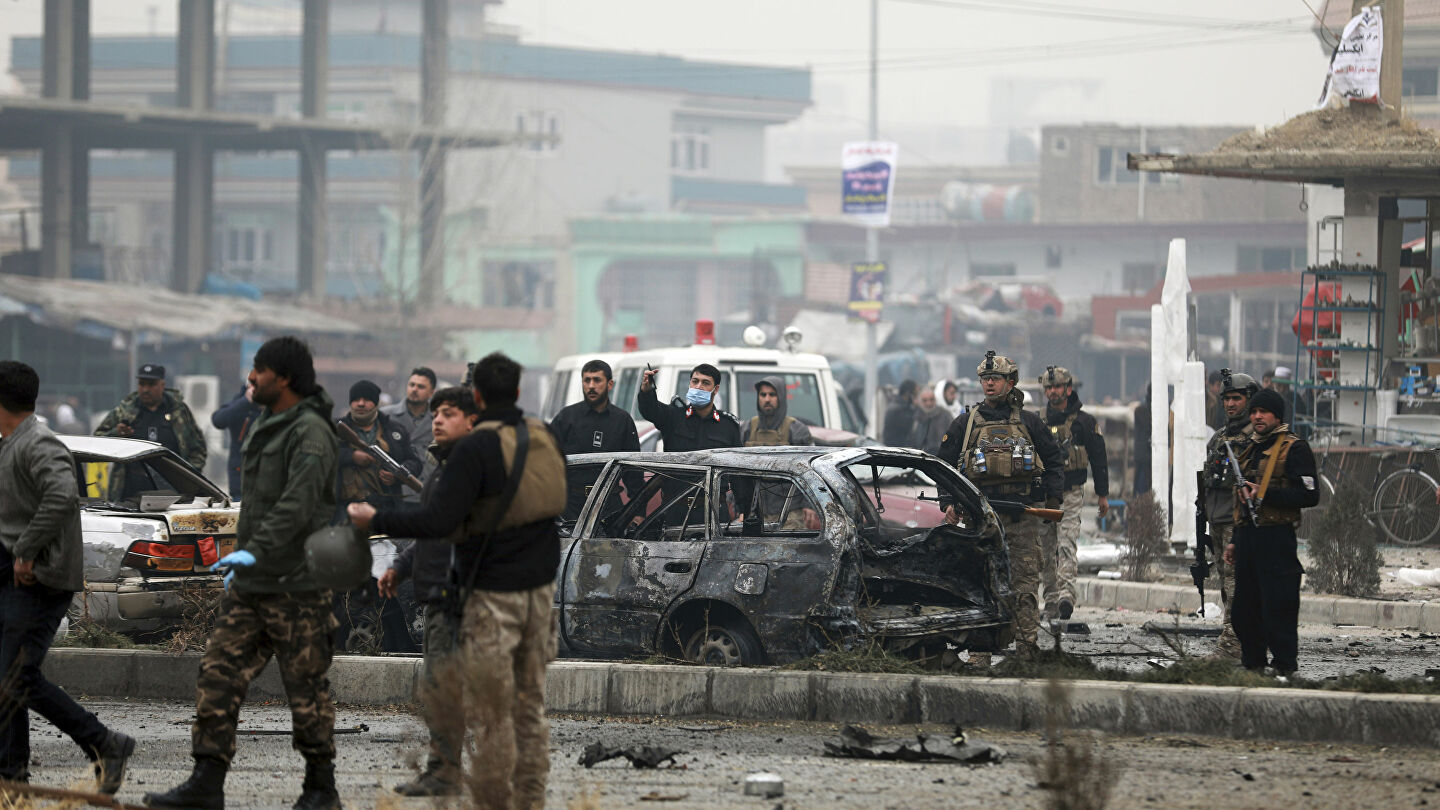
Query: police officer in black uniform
1222,388,1319,675
549,359,641,520
637,363,741,451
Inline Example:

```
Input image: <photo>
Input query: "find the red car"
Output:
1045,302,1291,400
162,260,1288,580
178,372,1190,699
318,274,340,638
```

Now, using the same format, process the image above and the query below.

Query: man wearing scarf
740,376,812,448
1222,388,1319,675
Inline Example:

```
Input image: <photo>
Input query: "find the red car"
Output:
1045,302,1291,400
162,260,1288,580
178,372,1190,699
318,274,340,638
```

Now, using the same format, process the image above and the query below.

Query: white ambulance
542,322,863,439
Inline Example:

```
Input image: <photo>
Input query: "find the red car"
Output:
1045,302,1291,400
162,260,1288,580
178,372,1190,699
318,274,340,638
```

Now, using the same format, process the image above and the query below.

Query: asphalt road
1033,603,1440,680
17,700,1440,809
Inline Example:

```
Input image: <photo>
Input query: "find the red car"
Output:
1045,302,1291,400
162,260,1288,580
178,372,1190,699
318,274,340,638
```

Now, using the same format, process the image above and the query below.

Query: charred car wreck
556,446,1013,666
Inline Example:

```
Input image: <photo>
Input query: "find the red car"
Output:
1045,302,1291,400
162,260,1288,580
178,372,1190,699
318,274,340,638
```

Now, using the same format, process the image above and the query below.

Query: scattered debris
0,779,143,809
639,791,690,802
579,742,683,769
1390,567,1440,588
1048,620,1091,636
240,723,369,736
822,725,1005,764
1147,659,1173,670
743,773,785,798
1142,621,1221,638
1327,756,1363,763
677,724,727,732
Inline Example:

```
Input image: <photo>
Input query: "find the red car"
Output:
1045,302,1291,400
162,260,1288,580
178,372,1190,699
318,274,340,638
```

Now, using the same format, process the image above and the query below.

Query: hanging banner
848,261,888,323
841,141,898,227
1318,5,1383,106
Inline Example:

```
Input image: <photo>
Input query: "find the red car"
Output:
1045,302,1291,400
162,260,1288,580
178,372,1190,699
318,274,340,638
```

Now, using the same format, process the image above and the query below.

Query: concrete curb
44,649,1440,749
1076,577,1440,632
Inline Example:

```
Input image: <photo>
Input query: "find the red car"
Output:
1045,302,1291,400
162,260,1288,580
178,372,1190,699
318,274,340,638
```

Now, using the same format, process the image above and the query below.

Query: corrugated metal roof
0,275,361,341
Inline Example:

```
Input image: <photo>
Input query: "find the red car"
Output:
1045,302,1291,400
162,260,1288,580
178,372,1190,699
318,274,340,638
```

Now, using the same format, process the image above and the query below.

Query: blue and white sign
841,141,898,228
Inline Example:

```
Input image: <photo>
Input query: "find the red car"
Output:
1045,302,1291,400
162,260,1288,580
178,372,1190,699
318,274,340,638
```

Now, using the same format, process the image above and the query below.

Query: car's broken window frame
712,468,824,540
585,459,711,543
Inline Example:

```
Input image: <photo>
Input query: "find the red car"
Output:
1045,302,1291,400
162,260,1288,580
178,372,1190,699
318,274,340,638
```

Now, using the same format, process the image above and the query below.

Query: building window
1051,135,1069,155
1236,245,1304,273
1045,245,1063,269
972,262,1016,278
671,124,711,174
1403,66,1439,99
516,110,560,153
483,260,555,309
218,225,275,277
1121,262,1160,294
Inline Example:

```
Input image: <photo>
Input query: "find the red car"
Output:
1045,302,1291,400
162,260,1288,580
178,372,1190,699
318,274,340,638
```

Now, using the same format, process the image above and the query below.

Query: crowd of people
0,341,1322,808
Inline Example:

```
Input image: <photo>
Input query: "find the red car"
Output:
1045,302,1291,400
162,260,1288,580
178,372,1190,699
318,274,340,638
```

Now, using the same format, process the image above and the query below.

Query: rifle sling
1254,435,1294,503
457,419,530,595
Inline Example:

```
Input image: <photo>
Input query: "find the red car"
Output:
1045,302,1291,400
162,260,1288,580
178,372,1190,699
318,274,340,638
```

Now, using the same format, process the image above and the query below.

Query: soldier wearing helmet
1199,367,1258,660
1038,366,1109,622
937,350,1065,658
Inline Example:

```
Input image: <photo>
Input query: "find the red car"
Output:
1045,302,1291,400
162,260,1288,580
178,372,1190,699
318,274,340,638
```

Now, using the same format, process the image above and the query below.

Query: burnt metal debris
823,725,1006,764
579,742,685,769
556,447,1013,666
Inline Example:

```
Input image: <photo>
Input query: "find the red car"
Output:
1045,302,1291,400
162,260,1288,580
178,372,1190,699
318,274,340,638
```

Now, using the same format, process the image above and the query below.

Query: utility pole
862,0,881,437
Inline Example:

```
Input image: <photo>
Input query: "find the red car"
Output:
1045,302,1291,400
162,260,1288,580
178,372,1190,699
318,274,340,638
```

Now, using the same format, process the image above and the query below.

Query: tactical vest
1205,422,1254,492
745,415,795,447
1234,430,1301,527
1049,411,1089,473
957,406,1044,494
462,417,567,536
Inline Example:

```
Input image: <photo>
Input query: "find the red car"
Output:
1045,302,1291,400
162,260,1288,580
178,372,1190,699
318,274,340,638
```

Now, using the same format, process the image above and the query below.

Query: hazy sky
0,0,1334,131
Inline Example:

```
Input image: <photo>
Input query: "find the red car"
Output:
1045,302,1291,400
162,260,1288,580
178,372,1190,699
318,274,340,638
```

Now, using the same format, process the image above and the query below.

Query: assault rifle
1191,470,1211,604
337,422,424,492
918,492,1063,523
1223,439,1260,526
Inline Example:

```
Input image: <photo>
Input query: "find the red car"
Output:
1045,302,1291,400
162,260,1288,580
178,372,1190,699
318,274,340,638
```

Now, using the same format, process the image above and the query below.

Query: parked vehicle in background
555,445,1013,667
60,435,235,636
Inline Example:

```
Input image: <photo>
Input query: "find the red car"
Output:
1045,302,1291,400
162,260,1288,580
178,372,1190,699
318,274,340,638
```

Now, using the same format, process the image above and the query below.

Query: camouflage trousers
1041,488,1084,610
1003,513,1047,650
450,582,557,810
1209,522,1241,658
418,603,461,779
192,589,338,764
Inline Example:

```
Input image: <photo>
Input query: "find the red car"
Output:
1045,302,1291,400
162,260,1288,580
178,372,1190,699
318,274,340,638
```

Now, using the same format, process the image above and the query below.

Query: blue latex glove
213,549,257,590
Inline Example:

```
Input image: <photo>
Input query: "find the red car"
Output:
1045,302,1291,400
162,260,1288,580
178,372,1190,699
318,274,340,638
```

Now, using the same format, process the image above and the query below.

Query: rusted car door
560,460,709,655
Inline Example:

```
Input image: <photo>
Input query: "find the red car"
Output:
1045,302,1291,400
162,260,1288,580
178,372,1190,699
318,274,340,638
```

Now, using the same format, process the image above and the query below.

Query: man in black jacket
333,379,422,653
550,359,641,520
637,363,740,452
377,387,477,797
349,352,566,810
211,382,261,498
1222,389,1319,676
1038,366,1110,620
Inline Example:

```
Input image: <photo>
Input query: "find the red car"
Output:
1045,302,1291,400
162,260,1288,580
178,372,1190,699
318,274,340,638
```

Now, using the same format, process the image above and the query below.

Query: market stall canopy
0,275,362,341
1128,105,1440,188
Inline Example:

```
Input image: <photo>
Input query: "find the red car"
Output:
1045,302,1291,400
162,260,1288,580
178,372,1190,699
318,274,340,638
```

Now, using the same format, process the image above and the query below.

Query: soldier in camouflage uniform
1200,368,1258,660
145,337,342,810
938,351,1066,657
95,363,208,469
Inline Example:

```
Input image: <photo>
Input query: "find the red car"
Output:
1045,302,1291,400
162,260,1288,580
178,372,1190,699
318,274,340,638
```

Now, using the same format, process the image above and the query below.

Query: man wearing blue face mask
638,363,741,452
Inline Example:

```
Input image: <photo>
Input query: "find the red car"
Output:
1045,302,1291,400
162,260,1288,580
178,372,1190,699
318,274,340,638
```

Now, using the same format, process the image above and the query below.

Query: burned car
60,436,236,636
556,446,1013,666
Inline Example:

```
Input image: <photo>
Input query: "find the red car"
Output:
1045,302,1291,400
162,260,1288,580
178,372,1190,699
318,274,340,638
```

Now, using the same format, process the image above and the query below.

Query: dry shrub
1306,479,1382,597
164,580,222,653
1121,491,1167,582
54,590,134,650
1035,679,1121,810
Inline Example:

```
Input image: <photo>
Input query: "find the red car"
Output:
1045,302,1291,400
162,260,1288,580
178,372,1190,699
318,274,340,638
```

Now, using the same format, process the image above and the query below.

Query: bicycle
1308,426,1440,547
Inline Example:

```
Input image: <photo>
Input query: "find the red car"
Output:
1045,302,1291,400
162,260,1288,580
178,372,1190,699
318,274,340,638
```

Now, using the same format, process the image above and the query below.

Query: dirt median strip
1075,577,1440,632
43,649,1440,749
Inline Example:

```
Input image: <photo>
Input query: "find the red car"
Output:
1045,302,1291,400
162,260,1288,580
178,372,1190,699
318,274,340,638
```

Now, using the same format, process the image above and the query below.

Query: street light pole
863,0,881,437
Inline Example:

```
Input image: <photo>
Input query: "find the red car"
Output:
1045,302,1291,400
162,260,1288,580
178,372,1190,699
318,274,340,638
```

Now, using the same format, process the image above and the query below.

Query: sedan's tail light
124,541,195,573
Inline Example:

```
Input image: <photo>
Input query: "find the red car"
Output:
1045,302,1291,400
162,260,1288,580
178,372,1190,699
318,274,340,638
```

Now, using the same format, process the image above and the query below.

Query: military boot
293,760,342,810
92,729,137,795
392,768,460,797
143,756,227,810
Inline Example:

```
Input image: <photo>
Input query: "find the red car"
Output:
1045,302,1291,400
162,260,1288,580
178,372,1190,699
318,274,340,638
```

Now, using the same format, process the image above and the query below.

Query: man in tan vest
740,376,813,447
350,352,565,810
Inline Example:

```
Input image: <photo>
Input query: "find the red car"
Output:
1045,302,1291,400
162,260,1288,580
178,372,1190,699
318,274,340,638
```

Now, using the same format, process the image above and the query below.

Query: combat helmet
1219,368,1259,399
304,525,373,591
977,349,1019,383
1038,366,1074,387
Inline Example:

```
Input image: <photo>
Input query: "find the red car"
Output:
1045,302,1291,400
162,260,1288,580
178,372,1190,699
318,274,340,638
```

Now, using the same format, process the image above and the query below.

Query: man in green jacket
145,337,342,810
95,363,208,470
